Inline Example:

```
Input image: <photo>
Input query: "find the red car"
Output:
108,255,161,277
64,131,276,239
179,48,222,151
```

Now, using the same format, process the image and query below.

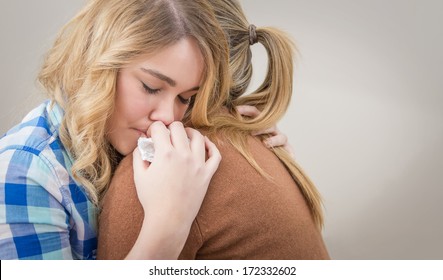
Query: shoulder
182,134,329,259
1,101,69,161
0,101,77,204
1,101,61,153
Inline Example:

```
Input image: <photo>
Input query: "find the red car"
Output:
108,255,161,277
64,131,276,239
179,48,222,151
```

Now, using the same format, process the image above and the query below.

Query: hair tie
248,24,258,45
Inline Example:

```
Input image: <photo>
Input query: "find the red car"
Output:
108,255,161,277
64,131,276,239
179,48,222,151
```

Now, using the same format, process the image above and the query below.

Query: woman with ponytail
98,0,329,259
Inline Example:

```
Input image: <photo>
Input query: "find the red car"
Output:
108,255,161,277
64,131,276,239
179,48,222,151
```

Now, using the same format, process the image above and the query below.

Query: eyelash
178,96,191,105
142,82,191,105
142,82,160,94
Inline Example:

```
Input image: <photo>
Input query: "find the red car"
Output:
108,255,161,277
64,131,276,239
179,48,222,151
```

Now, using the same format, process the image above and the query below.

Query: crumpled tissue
137,137,155,162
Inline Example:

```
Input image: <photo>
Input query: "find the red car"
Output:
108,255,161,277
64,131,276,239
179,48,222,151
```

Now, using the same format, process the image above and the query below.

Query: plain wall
1,0,442,259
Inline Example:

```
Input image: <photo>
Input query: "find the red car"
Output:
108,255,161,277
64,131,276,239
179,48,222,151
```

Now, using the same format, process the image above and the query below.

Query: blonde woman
0,0,235,260
98,0,329,259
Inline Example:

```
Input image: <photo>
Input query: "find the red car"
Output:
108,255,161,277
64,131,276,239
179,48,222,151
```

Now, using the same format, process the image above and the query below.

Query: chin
114,146,132,157
113,138,138,156
108,129,141,156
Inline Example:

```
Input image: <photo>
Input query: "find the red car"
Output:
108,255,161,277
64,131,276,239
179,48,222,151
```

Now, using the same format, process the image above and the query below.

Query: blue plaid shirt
0,101,97,259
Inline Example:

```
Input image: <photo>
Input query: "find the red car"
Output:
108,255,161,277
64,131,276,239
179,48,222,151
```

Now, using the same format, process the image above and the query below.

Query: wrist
125,216,191,259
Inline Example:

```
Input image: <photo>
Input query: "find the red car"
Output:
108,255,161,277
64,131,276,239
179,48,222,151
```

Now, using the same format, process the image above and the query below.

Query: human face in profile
106,37,204,155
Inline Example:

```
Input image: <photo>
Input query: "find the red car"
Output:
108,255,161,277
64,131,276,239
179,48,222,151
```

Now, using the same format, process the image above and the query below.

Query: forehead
129,38,205,86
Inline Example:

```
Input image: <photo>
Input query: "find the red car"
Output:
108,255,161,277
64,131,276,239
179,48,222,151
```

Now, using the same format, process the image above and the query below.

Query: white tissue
137,137,155,162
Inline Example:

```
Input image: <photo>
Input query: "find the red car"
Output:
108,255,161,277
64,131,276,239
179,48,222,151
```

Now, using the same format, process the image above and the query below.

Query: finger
283,143,295,158
236,105,261,118
252,126,279,136
149,121,172,153
263,134,288,148
169,121,190,151
203,136,221,178
186,127,205,164
133,147,150,176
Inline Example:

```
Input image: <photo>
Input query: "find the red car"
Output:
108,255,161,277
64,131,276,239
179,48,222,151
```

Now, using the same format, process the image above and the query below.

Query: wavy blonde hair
191,0,324,228
38,0,230,205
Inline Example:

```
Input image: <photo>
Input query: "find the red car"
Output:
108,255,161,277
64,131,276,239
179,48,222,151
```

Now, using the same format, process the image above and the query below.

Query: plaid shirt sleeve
0,102,97,260
0,148,77,259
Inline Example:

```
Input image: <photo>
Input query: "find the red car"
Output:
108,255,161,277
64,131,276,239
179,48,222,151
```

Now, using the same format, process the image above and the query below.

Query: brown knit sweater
97,135,330,259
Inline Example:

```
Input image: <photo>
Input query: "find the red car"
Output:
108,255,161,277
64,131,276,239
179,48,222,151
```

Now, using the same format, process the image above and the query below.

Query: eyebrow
140,67,176,87
140,67,200,93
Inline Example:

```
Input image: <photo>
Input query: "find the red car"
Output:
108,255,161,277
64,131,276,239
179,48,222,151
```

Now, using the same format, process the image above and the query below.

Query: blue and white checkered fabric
0,101,97,259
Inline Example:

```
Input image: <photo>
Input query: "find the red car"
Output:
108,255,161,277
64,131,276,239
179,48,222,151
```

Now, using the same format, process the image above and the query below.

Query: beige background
1,0,442,259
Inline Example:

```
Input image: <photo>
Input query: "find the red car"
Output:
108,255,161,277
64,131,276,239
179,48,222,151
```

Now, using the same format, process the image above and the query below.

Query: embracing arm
98,122,220,259
98,153,194,259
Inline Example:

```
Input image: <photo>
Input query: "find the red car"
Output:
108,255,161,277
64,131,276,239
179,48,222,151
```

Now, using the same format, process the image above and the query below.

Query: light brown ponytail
203,0,324,228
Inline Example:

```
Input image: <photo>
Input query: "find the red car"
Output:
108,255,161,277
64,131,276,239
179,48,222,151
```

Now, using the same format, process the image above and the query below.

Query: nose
149,98,175,126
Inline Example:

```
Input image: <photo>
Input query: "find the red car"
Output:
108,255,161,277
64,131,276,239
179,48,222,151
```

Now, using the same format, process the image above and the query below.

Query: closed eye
178,95,192,105
142,82,160,94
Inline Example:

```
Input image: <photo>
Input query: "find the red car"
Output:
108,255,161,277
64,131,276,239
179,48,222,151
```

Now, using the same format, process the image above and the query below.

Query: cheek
118,98,149,123
115,77,150,123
